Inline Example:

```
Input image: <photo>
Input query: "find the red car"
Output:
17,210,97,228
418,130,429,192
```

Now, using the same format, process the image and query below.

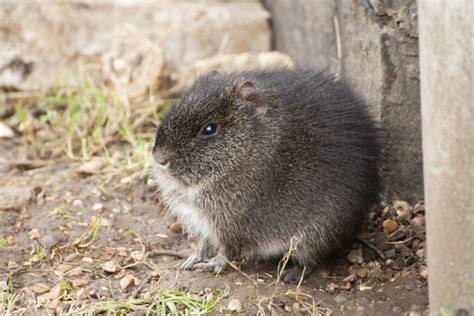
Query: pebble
71,279,89,288
410,215,425,227
6,236,15,246
0,122,14,138
168,222,183,234
40,233,65,249
32,283,51,294
383,219,399,235
101,260,120,273
0,185,36,210
326,283,337,294
387,228,407,242
356,267,368,278
334,295,347,304
29,228,41,240
121,202,132,213
92,203,104,212
394,200,413,221
384,249,396,259
416,248,426,258
356,306,365,312
346,247,364,264
414,202,425,214
227,298,243,311
405,255,417,266
420,267,428,279
73,199,84,207
120,274,136,290
56,264,74,273
78,158,103,175
343,274,357,283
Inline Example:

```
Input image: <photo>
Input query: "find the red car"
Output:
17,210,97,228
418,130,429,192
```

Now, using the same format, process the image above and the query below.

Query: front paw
193,255,228,274
180,253,204,270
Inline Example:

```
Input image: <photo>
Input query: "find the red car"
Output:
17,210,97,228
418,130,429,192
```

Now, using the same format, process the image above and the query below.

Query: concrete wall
264,0,423,202
419,0,473,314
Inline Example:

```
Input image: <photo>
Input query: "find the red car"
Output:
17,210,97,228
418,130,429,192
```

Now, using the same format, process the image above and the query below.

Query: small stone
82,256,94,263
120,176,133,184
78,158,103,175
384,249,397,259
359,284,372,291
39,284,65,303
92,203,104,212
32,283,51,294
393,306,402,313
73,200,83,207
101,260,120,273
394,200,413,221
7,261,18,268
29,228,41,240
368,265,384,280
40,233,65,249
76,288,88,299
356,267,368,278
100,218,112,227
64,253,82,262
0,122,14,138
383,219,399,234
6,236,15,246
120,274,136,290
168,222,182,234
71,279,89,288
56,264,74,273
416,248,426,258
342,274,357,283
420,267,428,279
326,283,337,294
121,202,132,213
334,295,347,304
0,186,36,210
414,203,425,214
357,306,365,312
156,233,169,239
227,298,243,311
411,215,425,227
405,255,417,266
346,247,364,264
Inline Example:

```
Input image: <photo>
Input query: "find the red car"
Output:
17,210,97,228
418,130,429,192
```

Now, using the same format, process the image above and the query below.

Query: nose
154,149,170,168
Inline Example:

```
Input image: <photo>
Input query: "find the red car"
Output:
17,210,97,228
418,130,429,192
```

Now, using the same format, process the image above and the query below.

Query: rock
120,274,136,290
6,236,15,246
82,256,94,263
0,123,14,138
384,249,397,259
346,247,364,264
334,295,347,304
355,267,368,278
410,215,425,227
38,284,65,304
0,2,270,101
414,202,425,214
326,283,337,294
405,255,417,266
101,260,120,273
383,219,399,234
56,264,74,273
0,185,36,210
416,248,426,258
171,51,293,92
92,203,104,212
78,158,103,175
342,274,357,283
72,200,84,207
29,228,41,240
168,222,183,234
71,279,89,288
394,200,413,221
420,267,428,279
227,298,243,311
32,283,51,294
40,233,66,250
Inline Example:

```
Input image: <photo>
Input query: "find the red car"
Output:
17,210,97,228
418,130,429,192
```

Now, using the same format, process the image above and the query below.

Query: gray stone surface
264,0,423,201
419,0,473,313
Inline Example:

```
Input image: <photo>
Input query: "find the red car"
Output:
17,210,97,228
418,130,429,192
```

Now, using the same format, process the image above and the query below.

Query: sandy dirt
0,140,428,315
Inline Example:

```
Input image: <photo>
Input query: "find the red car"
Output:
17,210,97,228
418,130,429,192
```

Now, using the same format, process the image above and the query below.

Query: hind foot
193,249,229,274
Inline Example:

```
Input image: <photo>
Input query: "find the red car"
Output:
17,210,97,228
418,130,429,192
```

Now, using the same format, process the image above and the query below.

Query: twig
131,273,154,299
356,236,386,260
147,250,186,259
387,237,414,245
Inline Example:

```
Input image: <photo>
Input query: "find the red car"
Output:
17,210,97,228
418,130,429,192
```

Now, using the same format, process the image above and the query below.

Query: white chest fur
151,165,218,246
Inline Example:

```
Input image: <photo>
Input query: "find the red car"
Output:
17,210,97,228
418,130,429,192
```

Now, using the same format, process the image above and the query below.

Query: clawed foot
193,254,228,273
180,252,205,270
281,265,315,284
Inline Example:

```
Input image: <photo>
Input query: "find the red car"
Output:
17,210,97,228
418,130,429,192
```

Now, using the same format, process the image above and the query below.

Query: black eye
201,123,218,137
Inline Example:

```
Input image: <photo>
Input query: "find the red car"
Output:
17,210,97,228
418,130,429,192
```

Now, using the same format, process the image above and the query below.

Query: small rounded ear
207,69,220,78
236,81,266,116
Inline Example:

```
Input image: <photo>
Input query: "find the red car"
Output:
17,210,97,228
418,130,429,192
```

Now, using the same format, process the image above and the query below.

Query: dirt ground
0,138,428,315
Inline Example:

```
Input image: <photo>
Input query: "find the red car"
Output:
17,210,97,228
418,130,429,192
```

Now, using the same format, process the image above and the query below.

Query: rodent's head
152,71,275,186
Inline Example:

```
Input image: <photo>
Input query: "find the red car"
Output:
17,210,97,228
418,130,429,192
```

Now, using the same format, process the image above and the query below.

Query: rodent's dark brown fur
151,68,380,277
